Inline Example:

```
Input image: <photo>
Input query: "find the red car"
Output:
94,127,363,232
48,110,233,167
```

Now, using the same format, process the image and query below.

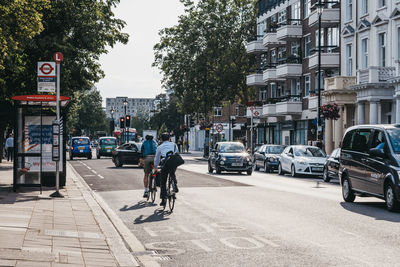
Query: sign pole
250,108,254,154
51,52,64,198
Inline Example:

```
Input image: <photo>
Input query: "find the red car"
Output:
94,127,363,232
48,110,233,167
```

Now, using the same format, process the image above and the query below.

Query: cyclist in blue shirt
141,135,157,198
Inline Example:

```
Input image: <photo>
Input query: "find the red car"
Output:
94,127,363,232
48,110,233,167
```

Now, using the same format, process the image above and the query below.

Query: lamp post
110,108,115,136
316,1,323,144
123,98,128,143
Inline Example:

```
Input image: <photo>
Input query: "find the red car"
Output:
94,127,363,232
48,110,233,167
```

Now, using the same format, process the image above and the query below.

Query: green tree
67,88,108,136
131,113,150,139
153,0,256,117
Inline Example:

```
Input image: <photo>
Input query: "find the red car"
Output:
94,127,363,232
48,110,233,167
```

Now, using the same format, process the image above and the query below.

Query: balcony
276,98,302,116
262,103,276,117
263,32,285,47
323,76,357,105
246,106,263,118
276,58,302,78
308,52,339,69
357,66,396,84
308,95,325,111
262,65,278,82
308,8,340,28
246,38,267,54
246,72,265,86
325,76,356,92
276,24,302,41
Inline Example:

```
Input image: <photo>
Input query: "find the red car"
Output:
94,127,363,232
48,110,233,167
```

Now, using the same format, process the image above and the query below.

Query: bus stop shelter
11,95,70,192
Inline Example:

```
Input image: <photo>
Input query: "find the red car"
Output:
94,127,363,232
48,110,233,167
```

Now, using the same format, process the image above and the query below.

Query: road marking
187,239,212,252
341,230,360,237
91,170,97,174
253,236,280,248
98,175,104,179
83,174,96,177
178,224,213,234
87,166,92,170
219,237,264,249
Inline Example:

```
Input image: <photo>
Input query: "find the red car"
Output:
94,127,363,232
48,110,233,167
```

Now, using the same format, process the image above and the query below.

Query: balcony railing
276,19,302,41
357,66,396,84
308,8,340,28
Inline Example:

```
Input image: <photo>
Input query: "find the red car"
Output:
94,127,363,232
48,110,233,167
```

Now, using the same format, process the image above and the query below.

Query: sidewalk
181,150,207,161
0,161,143,267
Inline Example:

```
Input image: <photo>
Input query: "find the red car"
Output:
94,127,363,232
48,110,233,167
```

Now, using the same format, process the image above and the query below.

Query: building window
346,44,353,76
378,33,386,67
291,2,300,24
378,0,385,8
304,0,311,18
271,49,277,64
304,36,311,57
270,83,277,98
278,10,286,24
278,47,287,61
291,41,300,57
260,89,267,101
214,107,222,117
277,83,284,98
327,28,339,50
361,0,368,15
398,28,400,60
315,71,324,92
315,29,325,47
361,38,368,69
291,79,300,96
346,0,353,21
305,75,310,97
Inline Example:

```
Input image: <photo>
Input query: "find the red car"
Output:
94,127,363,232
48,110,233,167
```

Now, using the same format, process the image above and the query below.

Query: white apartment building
105,97,156,121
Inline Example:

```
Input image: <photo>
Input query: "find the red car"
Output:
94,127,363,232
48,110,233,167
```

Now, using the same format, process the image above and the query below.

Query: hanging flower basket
320,103,340,120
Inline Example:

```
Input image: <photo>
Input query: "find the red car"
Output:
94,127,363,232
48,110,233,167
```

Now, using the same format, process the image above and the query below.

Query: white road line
341,230,360,237
98,175,104,179
87,166,92,170
91,170,97,174
83,174,96,177
253,236,280,248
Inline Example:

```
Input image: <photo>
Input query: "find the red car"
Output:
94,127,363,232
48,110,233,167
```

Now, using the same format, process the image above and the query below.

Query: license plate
80,150,83,153
107,150,111,152
232,163,243,167
312,167,323,172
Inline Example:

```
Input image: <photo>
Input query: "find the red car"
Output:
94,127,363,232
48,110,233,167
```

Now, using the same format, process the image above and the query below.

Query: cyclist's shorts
144,155,155,174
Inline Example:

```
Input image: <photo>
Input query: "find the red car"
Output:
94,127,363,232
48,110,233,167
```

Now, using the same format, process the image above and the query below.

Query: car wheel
290,164,297,177
264,162,270,173
208,162,213,173
385,182,400,212
114,157,123,168
216,165,221,174
323,167,330,182
247,170,252,175
342,176,355,202
278,163,284,175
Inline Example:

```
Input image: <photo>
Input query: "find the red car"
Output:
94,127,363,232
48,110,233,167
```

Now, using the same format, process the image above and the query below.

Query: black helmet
161,132,170,141
145,135,153,140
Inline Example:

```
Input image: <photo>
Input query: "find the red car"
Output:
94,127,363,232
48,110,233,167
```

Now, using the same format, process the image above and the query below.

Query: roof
98,136,116,139
72,136,89,139
346,124,400,131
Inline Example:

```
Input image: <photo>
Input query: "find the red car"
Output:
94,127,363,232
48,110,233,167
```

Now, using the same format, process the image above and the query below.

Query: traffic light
189,117,195,127
231,117,236,128
125,115,131,128
119,117,125,128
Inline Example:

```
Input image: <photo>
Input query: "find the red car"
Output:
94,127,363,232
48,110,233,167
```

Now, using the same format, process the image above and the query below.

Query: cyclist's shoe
160,199,167,206
143,191,149,198
173,183,179,193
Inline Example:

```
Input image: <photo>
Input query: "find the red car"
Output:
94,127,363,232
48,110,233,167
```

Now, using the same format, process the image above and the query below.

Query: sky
96,0,186,106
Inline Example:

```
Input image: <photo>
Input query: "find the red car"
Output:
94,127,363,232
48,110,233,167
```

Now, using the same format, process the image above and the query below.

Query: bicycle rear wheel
168,179,175,212
150,176,157,203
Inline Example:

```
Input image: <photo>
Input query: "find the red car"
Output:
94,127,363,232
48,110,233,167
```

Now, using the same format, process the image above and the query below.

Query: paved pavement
68,153,400,266
0,161,141,267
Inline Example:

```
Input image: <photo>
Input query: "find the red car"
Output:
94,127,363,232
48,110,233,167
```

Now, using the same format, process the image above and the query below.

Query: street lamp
316,0,324,144
123,98,128,143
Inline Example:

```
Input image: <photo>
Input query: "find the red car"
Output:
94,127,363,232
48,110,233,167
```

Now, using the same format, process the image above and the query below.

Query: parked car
112,142,141,167
278,145,326,177
96,137,117,159
340,124,400,211
208,142,253,175
323,148,340,182
253,144,286,172
70,137,92,160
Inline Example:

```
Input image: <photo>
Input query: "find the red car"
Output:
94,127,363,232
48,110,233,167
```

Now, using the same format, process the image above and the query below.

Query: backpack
142,140,156,156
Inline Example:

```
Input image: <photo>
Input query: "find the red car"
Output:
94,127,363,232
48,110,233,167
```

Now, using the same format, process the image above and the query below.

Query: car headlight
297,160,307,165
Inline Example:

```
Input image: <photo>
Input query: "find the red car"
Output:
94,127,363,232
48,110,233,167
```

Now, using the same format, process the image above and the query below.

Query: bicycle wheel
150,175,157,203
168,178,175,212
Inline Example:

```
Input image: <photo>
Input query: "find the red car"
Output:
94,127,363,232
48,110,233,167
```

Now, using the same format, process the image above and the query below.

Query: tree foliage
153,0,256,117
150,94,184,135
66,88,108,136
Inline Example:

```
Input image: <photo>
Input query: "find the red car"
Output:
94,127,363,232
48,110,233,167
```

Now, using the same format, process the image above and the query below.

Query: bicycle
147,168,158,204
164,172,176,212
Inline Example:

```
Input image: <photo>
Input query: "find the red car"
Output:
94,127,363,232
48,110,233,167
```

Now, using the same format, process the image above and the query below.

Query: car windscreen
100,139,117,145
218,143,245,153
387,129,400,153
294,147,325,157
266,146,285,154
72,138,89,145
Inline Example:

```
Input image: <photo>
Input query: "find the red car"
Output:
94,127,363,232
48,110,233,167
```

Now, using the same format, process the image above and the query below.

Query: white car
278,145,326,177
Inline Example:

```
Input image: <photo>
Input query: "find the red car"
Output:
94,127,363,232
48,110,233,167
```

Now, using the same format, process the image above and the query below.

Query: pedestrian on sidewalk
5,133,14,162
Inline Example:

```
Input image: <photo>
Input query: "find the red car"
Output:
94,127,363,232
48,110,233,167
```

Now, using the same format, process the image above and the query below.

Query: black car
340,124,400,211
253,144,285,172
112,142,141,167
208,142,253,175
323,148,340,182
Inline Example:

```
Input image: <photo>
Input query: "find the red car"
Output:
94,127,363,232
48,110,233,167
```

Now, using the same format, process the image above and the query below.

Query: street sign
38,62,56,93
254,111,260,117
216,124,224,133
53,52,64,63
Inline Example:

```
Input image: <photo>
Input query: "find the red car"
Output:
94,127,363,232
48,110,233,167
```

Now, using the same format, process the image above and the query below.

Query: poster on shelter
24,116,63,172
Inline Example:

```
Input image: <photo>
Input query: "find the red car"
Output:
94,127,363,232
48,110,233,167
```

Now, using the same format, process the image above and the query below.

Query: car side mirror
369,148,385,158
